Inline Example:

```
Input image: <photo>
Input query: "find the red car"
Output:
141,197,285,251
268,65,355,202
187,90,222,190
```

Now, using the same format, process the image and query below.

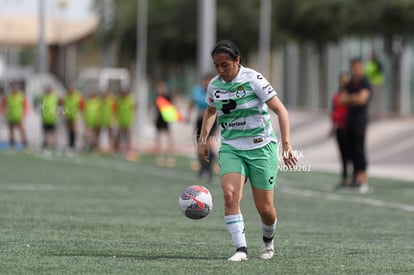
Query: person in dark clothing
340,58,372,194
330,72,351,189
154,81,176,167
187,74,217,181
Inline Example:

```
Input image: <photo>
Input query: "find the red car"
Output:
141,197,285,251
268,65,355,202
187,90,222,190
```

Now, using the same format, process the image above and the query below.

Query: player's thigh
219,148,248,201
247,142,278,191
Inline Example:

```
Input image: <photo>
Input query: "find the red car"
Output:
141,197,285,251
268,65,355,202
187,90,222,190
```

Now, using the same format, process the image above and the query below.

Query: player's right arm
197,105,217,163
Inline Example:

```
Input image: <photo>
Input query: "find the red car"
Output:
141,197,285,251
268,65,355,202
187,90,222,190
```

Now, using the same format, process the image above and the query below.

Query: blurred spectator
40,85,59,153
365,51,384,119
83,91,102,152
330,72,351,189
154,81,175,167
187,73,217,181
0,83,29,151
115,88,136,158
100,89,117,153
62,85,84,154
340,58,372,193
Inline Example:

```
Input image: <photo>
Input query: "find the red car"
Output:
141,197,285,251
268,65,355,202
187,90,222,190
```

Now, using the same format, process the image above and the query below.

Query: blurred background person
62,85,84,154
340,58,372,193
187,73,217,181
153,81,176,167
0,83,29,152
330,72,351,189
115,88,136,159
365,51,384,120
40,85,59,154
100,89,117,153
83,91,102,152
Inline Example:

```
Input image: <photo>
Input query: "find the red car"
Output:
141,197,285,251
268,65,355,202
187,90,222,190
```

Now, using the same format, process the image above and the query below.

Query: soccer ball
178,185,213,220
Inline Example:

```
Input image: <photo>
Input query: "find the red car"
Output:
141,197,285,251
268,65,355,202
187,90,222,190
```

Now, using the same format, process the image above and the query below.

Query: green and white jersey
206,66,277,150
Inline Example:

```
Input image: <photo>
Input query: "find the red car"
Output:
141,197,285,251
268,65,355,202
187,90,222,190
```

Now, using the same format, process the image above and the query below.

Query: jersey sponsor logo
214,89,247,100
262,84,274,95
262,84,270,90
253,137,264,143
221,120,247,129
214,90,226,99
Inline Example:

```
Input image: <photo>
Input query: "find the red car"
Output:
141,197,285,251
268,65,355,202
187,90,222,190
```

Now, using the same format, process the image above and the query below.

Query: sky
0,0,95,21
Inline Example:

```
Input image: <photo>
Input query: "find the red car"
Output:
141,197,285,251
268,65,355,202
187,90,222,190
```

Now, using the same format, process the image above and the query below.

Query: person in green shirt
0,83,29,150
100,89,117,152
63,85,84,152
40,85,60,151
83,91,102,152
115,89,136,157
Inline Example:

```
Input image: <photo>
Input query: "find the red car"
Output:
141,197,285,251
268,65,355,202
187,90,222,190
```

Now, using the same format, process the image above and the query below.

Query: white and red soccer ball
178,185,213,220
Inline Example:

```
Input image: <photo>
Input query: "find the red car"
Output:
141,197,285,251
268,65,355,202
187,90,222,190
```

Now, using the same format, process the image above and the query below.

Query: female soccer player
197,40,297,261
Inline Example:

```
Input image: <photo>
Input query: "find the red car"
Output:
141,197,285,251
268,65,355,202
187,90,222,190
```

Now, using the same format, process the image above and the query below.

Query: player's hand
197,144,210,163
282,143,297,168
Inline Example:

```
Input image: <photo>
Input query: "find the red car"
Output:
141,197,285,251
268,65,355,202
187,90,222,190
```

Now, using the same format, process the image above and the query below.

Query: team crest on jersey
236,86,246,98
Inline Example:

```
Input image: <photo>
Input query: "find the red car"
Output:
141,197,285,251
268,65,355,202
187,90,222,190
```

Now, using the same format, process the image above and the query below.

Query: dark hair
211,40,241,62
350,57,362,65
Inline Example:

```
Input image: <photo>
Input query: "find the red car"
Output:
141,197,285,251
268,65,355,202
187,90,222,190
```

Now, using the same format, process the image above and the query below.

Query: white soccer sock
261,219,277,239
225,214,247,249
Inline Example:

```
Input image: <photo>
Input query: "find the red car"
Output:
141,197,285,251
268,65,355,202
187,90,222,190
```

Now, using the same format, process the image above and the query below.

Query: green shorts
219,141,278,190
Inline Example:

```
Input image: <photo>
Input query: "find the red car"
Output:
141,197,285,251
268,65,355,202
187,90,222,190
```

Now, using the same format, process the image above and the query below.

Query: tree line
94,0,414,112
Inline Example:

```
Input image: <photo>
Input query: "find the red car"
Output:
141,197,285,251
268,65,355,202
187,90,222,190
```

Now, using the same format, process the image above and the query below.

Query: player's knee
257,205,275,219
223,190,240,208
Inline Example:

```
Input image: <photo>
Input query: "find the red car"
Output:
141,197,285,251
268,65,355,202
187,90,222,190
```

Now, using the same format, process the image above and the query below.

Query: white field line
27,153,414,213
279,186,414,213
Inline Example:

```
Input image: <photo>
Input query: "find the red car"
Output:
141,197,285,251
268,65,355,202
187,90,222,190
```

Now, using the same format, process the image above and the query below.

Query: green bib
6,91,25,123
101,95,115,127
85,97,101,128
42,93,59,124
117,94,134,128
64,91,82,120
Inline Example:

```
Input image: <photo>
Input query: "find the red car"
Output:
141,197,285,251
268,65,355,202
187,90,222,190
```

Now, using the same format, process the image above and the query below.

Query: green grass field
0,152,413,274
